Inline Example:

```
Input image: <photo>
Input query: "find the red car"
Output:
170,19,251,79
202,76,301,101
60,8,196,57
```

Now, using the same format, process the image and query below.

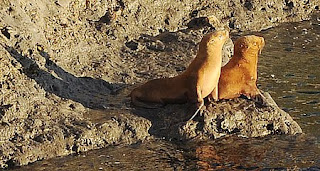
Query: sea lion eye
240,43,247,49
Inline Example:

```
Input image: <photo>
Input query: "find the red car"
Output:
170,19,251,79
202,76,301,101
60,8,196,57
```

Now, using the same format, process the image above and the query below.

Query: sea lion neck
234,48,259,64
198,43,224,59
244,48,260,63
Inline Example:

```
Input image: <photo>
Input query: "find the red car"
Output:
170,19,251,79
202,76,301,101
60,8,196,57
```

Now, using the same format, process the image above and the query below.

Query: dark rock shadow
4,45,126,109
130,102,200,139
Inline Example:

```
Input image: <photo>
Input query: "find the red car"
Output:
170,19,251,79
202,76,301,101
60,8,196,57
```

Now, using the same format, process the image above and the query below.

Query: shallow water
13,15,320,170
257,16,320,140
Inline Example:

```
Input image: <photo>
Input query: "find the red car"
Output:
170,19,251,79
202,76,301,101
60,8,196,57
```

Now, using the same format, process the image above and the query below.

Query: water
257,16,320,140
13,15,320,170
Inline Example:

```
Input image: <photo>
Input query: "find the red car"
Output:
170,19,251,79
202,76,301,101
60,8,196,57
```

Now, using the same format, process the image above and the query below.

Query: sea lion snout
216,30,229,40
206,30,229,45
260,36,265,46
255,36,265,54
255,36,265,48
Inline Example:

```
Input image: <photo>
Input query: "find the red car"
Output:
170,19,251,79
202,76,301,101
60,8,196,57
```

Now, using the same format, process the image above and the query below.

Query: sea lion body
130,75,189,107
216,35,265,100
131,30,229,108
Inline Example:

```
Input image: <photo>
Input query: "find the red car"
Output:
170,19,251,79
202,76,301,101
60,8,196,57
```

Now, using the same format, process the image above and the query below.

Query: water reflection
192,135,320,170
12,135,320,170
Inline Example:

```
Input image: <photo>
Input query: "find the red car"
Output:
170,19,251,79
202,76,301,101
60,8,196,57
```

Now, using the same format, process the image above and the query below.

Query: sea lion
130,30,229,109
213,35,265,100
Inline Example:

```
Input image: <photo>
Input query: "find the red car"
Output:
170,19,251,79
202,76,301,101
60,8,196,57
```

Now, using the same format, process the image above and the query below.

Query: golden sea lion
213,35,265,100
130,30,229,110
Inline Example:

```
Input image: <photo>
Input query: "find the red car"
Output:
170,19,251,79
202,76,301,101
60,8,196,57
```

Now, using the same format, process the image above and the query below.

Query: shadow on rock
4,45,125,109
130,103,198,139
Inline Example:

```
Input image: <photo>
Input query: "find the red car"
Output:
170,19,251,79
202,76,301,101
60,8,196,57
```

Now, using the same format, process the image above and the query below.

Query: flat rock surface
0,0,317,168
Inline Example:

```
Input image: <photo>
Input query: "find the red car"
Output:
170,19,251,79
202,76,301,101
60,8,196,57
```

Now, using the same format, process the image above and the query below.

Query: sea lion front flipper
188,85,204,121
188,100,204,121
252,92,270,107
208,86,218,102
243,88,269,107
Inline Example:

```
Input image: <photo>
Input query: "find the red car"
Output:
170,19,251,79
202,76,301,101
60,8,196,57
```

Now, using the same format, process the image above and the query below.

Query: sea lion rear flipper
131,96,164,109
131,100,164,109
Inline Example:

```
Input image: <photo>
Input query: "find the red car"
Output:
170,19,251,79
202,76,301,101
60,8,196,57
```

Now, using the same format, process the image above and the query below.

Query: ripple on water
301,112,320,117
279,95,296,99
297,90,320,95
302,100,319,105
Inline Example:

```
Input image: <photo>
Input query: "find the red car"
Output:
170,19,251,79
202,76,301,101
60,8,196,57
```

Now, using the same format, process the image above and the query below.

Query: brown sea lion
213,35,265,100
130,30,229,109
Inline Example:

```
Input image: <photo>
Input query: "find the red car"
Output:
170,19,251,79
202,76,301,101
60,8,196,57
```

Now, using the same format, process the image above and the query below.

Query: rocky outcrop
132,91,302,141
0,0,317,168
176,92,302,140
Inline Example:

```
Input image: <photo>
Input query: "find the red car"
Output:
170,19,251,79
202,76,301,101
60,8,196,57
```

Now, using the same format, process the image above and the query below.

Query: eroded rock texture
132,91,302,141
176,92,302,140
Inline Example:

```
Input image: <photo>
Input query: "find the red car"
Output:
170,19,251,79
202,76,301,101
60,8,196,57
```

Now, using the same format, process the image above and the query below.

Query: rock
133,91,302,141
222,38,234,66
174,91,302,140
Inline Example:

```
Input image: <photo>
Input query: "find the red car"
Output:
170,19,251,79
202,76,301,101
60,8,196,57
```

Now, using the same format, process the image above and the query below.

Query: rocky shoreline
0,0,318,168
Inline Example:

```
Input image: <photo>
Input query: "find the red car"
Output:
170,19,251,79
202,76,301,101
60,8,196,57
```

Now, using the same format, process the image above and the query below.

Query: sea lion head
234,35,265,56
200,30,229,49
